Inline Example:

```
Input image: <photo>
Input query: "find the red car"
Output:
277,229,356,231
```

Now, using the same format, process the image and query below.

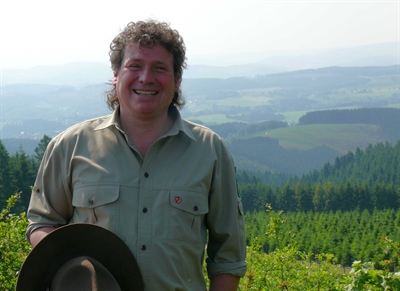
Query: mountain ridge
1,42,397,85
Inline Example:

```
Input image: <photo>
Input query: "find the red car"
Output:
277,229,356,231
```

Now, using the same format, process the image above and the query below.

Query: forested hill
301,141,400,187
238,140,400,213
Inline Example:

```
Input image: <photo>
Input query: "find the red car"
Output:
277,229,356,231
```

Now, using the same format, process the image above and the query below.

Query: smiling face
113,43,179,122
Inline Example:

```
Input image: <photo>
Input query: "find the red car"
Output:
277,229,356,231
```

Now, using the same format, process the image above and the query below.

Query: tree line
239,179,399,213
237,140,400,213
0,135,51,212
0,137,399,214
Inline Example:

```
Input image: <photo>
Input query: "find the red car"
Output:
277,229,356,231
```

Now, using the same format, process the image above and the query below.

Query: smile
134,90,158,96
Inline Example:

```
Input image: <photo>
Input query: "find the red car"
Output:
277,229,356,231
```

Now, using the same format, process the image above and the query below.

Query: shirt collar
94,106,197,142
94,108,121,131
167,106,196,141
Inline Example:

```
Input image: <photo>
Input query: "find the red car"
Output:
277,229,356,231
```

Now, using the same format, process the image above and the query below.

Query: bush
0,193,31,290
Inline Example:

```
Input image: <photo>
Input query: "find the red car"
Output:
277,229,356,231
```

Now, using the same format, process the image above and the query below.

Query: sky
0,0,399,69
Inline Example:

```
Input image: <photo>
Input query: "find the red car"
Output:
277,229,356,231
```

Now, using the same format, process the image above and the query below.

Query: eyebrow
125,58,170,66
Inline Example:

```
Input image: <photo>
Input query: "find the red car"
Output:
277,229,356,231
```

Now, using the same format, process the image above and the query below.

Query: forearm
29,226,56,247
209,274,240,291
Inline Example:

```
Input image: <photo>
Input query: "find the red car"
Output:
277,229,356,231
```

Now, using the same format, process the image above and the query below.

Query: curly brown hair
106,20,187,110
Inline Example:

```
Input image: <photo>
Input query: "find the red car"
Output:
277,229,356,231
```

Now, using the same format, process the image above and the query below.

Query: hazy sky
0,0,398,69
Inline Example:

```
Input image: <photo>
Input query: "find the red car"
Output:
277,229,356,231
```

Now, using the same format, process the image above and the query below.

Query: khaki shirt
27,107,247,290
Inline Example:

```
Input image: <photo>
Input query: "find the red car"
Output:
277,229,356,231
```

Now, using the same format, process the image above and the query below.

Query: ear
174,77,180,93
113,72,118,87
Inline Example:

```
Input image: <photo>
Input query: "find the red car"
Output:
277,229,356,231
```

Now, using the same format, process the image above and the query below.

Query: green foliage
0,193,31,290
302,141,400,187
33,134,52,165
240,205,400,290
240,206,344,290
245,209,400,268
0,135,51,211
237,141,400,214
240,179,400,214
343,261,400,291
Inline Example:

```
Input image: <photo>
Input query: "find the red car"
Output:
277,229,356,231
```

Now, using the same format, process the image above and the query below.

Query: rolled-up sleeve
206,137,247,278
26,137,73,243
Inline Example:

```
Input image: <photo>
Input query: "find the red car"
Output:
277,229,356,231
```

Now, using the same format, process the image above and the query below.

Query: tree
33,135,52,166
0,140,13,209
9,147,36,212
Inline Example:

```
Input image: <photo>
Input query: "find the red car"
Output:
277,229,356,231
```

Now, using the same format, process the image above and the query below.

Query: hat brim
17,223,144,291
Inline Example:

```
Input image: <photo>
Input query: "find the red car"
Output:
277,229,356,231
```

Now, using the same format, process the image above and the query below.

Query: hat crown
51,256,121,291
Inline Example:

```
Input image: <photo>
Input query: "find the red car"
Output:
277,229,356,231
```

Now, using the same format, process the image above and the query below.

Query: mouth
134,90,158,96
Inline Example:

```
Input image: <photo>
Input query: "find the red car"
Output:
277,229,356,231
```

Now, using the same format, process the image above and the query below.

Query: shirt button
141,245,147,251
89,198,94,205
193,206,199,211
144,172,149,178
142,207,148,213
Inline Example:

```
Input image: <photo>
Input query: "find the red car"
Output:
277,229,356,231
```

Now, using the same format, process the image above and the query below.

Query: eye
129,63,140,69
156,66,167,71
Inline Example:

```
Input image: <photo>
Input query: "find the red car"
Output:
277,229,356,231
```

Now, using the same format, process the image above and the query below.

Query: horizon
0,1,398,70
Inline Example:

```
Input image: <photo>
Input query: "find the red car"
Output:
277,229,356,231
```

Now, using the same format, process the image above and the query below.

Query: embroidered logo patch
174,196,182,204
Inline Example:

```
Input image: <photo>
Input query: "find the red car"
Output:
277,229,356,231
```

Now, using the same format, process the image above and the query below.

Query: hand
209,274,240,291
30,226,55,247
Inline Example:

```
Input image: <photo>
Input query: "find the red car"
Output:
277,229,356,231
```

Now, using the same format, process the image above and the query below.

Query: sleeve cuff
206,260,247,278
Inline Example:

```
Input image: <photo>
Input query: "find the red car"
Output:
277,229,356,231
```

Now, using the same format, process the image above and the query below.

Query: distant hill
1,63,398,176
2,138,39,155
1,65,398,139
2,42,397,85
206,108,399,175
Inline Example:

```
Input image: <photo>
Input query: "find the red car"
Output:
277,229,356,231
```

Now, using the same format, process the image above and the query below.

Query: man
27,19,247,291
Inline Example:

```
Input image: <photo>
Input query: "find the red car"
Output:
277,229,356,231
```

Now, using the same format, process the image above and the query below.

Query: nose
139,67,155,84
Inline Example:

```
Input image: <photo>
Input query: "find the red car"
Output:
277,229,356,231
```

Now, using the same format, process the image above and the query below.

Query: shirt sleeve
206,136,247,278
26,137,74,243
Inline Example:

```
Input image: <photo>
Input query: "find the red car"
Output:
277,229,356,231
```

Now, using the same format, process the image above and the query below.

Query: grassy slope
266,123,385,153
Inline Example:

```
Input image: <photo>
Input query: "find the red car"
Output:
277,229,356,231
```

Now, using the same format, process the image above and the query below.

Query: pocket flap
169,190,208,215
72,186,119,208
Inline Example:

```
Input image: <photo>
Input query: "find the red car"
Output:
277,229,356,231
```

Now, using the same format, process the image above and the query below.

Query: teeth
134,90,157,95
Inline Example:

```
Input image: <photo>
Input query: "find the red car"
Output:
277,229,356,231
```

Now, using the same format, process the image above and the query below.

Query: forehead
123,43,173,64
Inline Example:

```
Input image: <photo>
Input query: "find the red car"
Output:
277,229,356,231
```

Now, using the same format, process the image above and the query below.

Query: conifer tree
0,140,13,209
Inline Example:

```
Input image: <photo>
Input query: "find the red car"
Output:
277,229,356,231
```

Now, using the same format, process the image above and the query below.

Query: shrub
0,193,31,290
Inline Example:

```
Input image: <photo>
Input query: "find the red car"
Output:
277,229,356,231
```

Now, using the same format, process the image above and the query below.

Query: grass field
266,124,385,153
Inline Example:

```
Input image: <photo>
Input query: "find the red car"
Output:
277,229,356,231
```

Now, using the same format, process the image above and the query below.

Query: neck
119,110,173,157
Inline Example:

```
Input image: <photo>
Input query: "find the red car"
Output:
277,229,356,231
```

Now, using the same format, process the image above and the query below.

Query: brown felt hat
16,223,144,291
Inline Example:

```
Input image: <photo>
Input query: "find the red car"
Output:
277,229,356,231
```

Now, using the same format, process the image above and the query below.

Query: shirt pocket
71,185,120,232
168,190,209,244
